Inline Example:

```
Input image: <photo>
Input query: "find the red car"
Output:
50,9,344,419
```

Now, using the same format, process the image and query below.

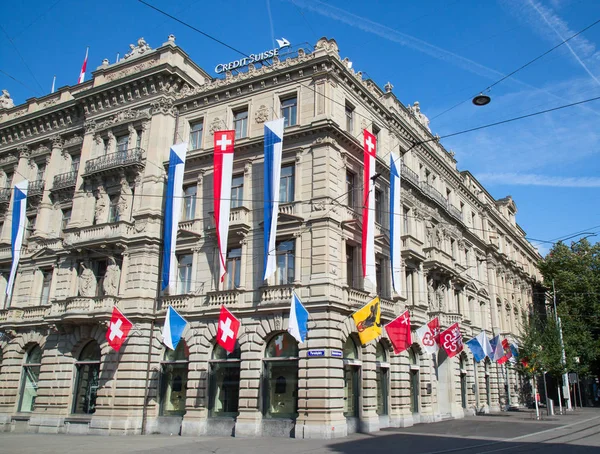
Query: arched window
343,337,360,418
375,342,389,416
160,341,189,416
209,343,241,417
18,345,42,412
263,333,298,419
73,341,101,414
408,346,419,414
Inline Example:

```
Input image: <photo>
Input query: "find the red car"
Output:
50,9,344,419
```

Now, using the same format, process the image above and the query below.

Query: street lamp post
553,279,572,411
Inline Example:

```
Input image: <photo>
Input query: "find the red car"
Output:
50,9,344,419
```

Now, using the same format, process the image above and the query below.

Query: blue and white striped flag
263,119,284,281
288,292,309,343
162,305,188,350
389,152,402,294
161,143,188,293
7,180,28,301
466,331,493,362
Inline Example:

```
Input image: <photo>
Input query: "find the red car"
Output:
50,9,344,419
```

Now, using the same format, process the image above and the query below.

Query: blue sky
2,0,599,255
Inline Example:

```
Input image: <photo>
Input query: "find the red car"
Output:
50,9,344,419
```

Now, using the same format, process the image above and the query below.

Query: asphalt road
1,408,599,454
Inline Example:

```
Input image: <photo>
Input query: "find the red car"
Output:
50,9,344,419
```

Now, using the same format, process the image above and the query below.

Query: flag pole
51,75,56,94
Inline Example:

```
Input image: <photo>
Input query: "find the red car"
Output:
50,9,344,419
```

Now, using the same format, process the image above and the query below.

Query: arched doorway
263,332,298,419
73,341,101,414
375,342,389,419
18,345,43,413
209,343,241,417
160,341,189,416
408,346,420,415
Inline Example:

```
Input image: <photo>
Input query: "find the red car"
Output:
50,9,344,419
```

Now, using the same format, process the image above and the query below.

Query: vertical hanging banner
78,47,89,84
161,143,188,294
362,129,377,286
389,152,402,295
263,118,284,281
6,180,28,302
213,130,235,282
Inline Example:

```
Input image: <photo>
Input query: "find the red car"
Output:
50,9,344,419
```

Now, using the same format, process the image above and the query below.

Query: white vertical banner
213,130,235,282
390,152,402,295
6,180,29,302
263,119,284,281
362,129,377,286
161,143,188,294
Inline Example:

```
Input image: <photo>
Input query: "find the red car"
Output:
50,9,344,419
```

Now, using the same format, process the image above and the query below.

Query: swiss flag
440,322,463,358
106,307,133,352
217,305,240,353
428,317,440,345
498,339,512,365
385,310,412,354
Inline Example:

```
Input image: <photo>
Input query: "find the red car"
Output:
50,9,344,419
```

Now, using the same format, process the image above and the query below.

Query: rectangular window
108,195,120,223
26,216,36,240
403,206,410,234
345,102,354,132
230,175,244,209
346,244,356,288
279,165,295,203
90,260,108,297
116,135,129,153
136,130,142,149
225,247,241,290
182,185,197,221
376,257,386,297
233,109,248,139
275,240,295,285
70,155,80,173
346,170,356,209
372,124,381,141
36,164,45,181
375,188,383,225
177,254,193,294
62,209,71,232
189,120,204,150
281,96,297,128
40,270,52,306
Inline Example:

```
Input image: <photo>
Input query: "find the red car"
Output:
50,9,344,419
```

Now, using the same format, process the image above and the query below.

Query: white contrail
477,173,600,188
528,0,600,87
267,0,276,49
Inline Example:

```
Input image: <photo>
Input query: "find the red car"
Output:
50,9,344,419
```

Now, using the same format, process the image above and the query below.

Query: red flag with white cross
385,310,412,354
440,322,464,358
217,305,240,353
106,306,133,352
274,333,286,356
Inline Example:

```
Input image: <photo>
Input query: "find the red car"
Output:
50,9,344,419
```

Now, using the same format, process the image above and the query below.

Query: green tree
538,238,600,378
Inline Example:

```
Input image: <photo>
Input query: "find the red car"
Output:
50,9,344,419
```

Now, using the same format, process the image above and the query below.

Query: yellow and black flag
352,296,381,345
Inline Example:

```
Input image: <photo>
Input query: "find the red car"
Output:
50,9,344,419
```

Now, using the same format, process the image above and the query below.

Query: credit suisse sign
215,38,290,74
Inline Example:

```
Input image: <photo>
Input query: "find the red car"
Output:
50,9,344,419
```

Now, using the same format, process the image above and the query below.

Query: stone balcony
278,201,303,221
83,148,145,177
402,234,426,261
52,170,78,191
28,179,45,198
401,162,420,188
63,221,135,247
424,246,454,272
0,305,51,326
48,296,116,321
205,206,251,234
343,287,370,310
261,285,296,304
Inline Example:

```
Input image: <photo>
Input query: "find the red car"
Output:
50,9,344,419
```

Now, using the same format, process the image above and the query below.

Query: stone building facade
0,36,541,438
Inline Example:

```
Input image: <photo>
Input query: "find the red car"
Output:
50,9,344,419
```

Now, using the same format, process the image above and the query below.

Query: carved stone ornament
51,134,64,149
254,105,269,124
17,144,30,160
102,257,121,296
407,101,431,132
208,117,224,136
84,119,97,134
0,89,15,109
78,262,97,297
150,98,175,116
123,37,152,60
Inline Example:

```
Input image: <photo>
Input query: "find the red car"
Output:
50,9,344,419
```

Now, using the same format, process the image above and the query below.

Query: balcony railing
401,162,420,187
261,285,295,303
207,289,242,306
63,221,135,246
84,148,145,176
28,179,45,197
50,296,116,316
0,305,50,324
52,171,78,191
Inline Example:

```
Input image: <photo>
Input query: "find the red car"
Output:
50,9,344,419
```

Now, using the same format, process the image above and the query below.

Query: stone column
486,263,499,334
69,120,98,228
416,263,426,306
118,251,129,296
359,343,379,433
238,235,248,290
235,332,263,437
36,136,64,237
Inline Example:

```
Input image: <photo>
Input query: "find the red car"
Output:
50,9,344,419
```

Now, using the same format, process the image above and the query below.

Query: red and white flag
78,47,89,84
416,317,441,355
217,305,240,353
498,338,512,365
362,129,377,286
106,306,133,352
213,130,235,282
440,322,463,358
385,310,412,354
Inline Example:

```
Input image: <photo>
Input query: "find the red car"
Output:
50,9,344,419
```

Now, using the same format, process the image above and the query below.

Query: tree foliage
537,238,600,377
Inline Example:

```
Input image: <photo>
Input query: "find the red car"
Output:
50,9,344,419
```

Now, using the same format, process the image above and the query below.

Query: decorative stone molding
51,134,64,150
254,105,269,124
208,117,224,136
84,119,97,134
150,97,175,116
0,89,15,109
17,144,30,159
106,58,160,82
95,108,151,131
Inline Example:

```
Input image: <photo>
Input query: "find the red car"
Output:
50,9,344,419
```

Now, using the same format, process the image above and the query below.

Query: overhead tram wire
137,0,600,161
0,24,45,95
430,17,600,121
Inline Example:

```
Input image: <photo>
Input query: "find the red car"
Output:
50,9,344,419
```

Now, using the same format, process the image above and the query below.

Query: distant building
0,35,542,438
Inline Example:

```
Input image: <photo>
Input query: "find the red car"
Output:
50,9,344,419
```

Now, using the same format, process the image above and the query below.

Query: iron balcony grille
29,179,45,197
53,171,78,191
84,148,145,176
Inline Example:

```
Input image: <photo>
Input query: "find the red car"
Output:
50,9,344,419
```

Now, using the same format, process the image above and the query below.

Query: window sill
65,415,93,423
11,414,31,421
